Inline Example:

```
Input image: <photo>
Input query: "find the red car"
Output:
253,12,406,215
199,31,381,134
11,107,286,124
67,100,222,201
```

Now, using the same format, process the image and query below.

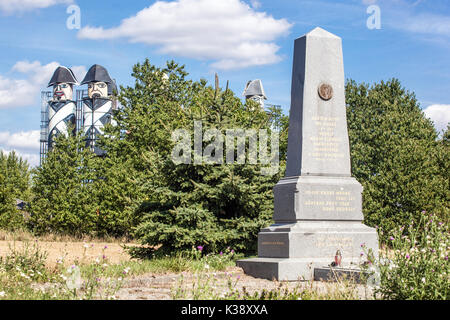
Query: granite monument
237,27,379,281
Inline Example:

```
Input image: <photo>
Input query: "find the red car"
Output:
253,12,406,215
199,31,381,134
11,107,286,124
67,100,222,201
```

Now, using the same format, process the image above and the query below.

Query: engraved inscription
261,241,285,246
303,189,356,213
315,236,353,249
307,116,345,161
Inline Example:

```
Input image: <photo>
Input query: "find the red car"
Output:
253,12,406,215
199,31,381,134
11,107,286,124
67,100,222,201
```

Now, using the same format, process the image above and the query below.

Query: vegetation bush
0,152,30,231
369,211,449,300
346,79,449,239
112,59,286,254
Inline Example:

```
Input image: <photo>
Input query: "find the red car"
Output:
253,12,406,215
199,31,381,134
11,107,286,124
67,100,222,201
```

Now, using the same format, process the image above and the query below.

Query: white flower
421,277,426,283
0,291,5,297
83,243,89,249
204,263,210,270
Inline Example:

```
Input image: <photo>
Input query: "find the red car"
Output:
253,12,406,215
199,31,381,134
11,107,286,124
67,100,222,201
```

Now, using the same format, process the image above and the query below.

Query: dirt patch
0,240,133,268
115,267,374,300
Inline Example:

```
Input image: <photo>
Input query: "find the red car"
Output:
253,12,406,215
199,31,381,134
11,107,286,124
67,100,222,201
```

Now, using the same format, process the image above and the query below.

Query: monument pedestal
237,221,378,280
237,27,379,281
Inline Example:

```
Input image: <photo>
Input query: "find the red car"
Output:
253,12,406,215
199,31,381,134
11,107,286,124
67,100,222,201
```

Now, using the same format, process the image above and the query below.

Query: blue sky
0,0,449,166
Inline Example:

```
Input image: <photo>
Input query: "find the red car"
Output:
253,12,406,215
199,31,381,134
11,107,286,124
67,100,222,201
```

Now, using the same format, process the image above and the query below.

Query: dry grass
0,229,137,268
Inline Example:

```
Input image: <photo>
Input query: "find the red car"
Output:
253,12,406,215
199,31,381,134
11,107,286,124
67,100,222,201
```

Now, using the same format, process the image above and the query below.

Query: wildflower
421,277,426,283
123,267,130,274
0,291,5,297
204,263,210,270
389,237,394,241
220,251,223,256
197,246,204,252
445,256,448,261
104,245,108,249
405,254,410,259
83,243,89,249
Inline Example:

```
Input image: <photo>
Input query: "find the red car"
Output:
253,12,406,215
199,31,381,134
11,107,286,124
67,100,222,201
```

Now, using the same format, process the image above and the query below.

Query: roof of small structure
243,79,267,99
48,66,78,87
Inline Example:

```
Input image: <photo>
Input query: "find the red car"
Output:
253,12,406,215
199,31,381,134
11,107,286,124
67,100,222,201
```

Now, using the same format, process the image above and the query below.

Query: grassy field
0,230,372,300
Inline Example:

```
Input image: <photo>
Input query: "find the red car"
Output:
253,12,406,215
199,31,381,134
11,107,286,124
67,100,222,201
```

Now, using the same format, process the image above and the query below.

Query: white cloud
372,0,450,38
423,104,450,134
78,0,292,70
0,130,40,167
0,0,72,14
0,60,85,109
250,0,261,9
394,13,450,37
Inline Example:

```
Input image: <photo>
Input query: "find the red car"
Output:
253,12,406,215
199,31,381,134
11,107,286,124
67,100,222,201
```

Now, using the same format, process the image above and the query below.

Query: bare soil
1,240,372,300
0,240,131,268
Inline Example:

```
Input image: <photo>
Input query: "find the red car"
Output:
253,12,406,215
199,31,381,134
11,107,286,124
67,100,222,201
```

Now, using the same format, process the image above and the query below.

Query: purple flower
445,256,448,261
231,249,235,254
197,246,203,252
104,245,108,249
389,237,394,241
406,254,410,259
220,251,223,256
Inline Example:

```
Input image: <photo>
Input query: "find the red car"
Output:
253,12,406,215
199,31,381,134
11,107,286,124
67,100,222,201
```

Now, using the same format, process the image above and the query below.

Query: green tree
345,79,448,238
0,151,30,230
0,167,20,230
106,59,284,254
29,132,98,236
0,151,31,201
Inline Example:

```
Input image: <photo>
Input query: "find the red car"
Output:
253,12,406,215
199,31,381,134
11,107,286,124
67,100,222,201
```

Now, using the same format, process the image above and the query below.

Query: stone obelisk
237,27,379,281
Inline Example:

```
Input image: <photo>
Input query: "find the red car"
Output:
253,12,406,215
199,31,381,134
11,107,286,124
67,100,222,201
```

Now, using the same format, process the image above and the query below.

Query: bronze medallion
318,83,333,101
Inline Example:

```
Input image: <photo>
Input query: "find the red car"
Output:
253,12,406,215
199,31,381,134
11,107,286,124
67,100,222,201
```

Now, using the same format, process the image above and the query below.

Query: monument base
237,257,371,281
237,221,378,281
237,257,324,281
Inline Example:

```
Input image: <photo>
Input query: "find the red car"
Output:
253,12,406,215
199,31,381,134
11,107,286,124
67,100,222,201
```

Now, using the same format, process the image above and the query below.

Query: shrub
371,211,449,300
346,79,448,239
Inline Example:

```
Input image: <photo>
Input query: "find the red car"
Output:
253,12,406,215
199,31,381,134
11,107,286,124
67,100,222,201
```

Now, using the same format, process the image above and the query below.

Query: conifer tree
29,132,98,236
345,79,448,236
106,60,285,254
